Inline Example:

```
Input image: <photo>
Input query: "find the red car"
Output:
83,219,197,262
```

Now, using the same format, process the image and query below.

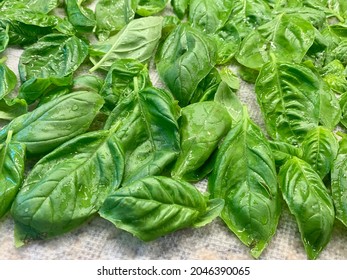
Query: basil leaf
0,58,17,99
171,0,189,19
331,133,347,228
319,81,341,130
0,98,27,121
0,91,104,154
157,23,217,106
255,60,321,144
100,59,151,111
105,87,180,185
65,0,95,32
0,131,25,219
269,140,303,167
89,16,163,72
0,0,58,14
229,0,272,39
189,0,233,34
301,126,338,179
321,60,347,94
99,176,220,241
95,0,137,40
236,13,315,69
171,101,232,181
0,22,9,53
18,33,88,102
137,0,169,16
208,107,281,258
11,129,124,243
278,157,335,259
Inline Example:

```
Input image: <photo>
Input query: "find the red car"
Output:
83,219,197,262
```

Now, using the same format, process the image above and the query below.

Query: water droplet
72,105,79,111
24,208,29,213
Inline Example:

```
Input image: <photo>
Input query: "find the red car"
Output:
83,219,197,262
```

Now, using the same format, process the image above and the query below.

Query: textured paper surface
1,26,347,261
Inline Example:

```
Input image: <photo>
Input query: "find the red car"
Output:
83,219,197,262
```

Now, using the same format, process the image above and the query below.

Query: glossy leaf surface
208,108,281,258
278,157,335,259
100,176,220,241
0,91,104,154
11,129,124,242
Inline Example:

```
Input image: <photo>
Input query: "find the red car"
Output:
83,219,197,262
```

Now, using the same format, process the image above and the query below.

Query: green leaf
189,0,233,34
65,0,95,32
321,60,347,94
0,22,9,53
331,133,347,228
192,198,225,228
0,98,27,121
171,101,232,181
105,87,180,185
228,0,272,39
0,0,58,14
301,126,338,179
214,81,243,124
157,23,217,106
278,157,335,259
255,60,321,144
236,13,315,69
99,176,218,241
171,0,189,19
100,59,151,111
0,91,104,154
0,131,25,219
208,107,281,258
269,140,303,167
11,129,124,242
0,59,17,99
95,0,137,40
137,0,169,16
89,16,163,72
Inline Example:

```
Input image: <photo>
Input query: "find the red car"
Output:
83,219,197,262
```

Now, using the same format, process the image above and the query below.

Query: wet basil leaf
301,126,338,179
65,0,95,32
100,59,151,111
331,133,347,228
105,87,180,186
229,0,272,39
99,176,221,241
236,14,315,69
171,101,232,181
0,91,104,154
157,23,217,106
208,107,281,258
0,58,17,99
255,60,321,144
0,131,25,219
95,0,137,40
189,0,233,34
11,129,124,244
0,98,27,121
278,156,335,259
269,140,303,167
0,22,9,53
137,0,169,16
89,16,163,72
171,0,189,19
321,60,347,94
0,0,58,14
18,34,88,103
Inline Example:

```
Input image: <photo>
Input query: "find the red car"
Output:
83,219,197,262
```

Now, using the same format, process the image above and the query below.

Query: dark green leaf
11,129,124,243
301,126,338,179
331,133,347,228
171,0,189,19
105,87,180,185
157,23,217,106
95,0,137,40
236,14,315,69
0,91,104,154
171,101,232,181
208,107,281,258
65,0,95,32
0,131,25,219
269,140,303,167
255,60,321,144
99,176,219,241
0,98,27,121
278,157,335,259
0,59,17,99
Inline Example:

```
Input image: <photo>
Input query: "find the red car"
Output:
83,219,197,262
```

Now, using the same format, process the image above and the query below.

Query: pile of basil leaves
1,0,347,260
